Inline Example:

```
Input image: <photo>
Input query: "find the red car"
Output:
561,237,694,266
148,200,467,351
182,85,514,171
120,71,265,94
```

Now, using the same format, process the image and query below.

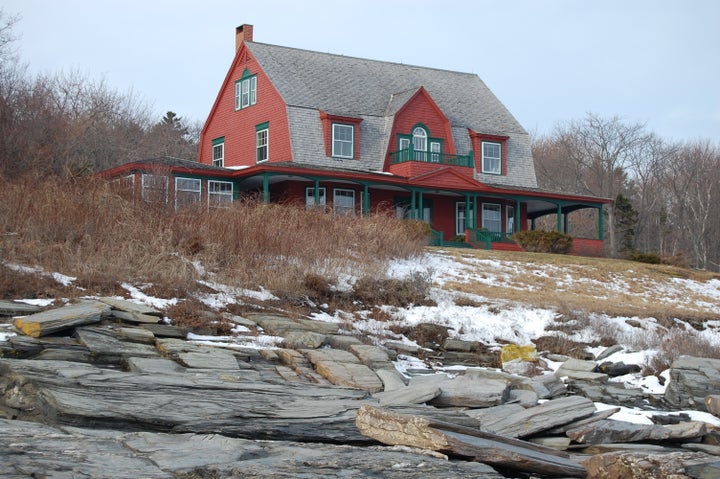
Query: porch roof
101,157,611,211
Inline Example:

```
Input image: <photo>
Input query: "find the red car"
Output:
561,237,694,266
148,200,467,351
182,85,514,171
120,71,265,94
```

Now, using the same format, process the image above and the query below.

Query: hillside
3,245,719,377
3,243,720,477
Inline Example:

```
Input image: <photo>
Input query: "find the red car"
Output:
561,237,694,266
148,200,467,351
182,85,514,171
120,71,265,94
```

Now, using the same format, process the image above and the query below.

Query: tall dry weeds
0,174,427,297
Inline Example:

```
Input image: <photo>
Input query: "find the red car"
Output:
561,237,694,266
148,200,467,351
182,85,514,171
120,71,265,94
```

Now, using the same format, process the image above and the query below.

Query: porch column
514,199,521,233
473,195,479,229
598,204,604,240
313,179,320,207
418,191,424,221
531,218,536,230
465,194,472,230
262,173,270,204
410,190,416,220
564,211,569,234
362,184,370,216
556,203,563,232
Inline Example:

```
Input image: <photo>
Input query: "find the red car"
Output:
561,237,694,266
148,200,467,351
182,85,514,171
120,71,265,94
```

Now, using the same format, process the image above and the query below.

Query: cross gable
410,166,488,191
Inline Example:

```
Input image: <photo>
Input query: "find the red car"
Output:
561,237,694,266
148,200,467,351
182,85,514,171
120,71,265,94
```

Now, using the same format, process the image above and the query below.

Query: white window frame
482,203,502,233
175,177,201,209
256,127,268,163
305,187,326,210
455,202,474,236
333,188,356,216
430,141,441,163
208,180,233,207
482,141,502,175
235,75,257,110
141,174,168,204
212,142,224,167
412,126,427,161
331,123,354,159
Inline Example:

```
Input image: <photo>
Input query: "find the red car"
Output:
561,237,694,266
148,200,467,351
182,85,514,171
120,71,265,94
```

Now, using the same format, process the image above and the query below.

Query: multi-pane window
212,138,224,167
398,137,411,161
333,188,355,216
208,180,233,207
332,124,354,158
482,203,502,232
256,124,268,163
482,141,502,174
412,126,427,161
235,74,257,110
305,187,326,210
175,177,201,209
141,174,168,204
430,141,441,163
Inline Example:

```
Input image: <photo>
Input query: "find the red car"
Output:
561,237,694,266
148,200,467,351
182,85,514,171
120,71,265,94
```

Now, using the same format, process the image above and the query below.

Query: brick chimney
236,24,254,52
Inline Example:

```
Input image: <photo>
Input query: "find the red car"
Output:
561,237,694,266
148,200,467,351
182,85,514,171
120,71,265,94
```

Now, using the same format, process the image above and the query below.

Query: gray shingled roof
244,41,538,189
245,42,525,136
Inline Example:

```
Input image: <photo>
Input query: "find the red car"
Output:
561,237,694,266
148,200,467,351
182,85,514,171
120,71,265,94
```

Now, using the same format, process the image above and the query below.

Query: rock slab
12,300,110,337
665,356,720,411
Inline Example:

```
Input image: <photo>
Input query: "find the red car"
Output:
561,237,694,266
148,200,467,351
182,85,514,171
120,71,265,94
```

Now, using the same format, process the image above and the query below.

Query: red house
105,25,610,254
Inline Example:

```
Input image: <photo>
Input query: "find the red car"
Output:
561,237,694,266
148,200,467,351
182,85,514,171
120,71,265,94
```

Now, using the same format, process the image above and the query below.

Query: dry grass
645,328,720,374
0,174,427,299
438,247,720,323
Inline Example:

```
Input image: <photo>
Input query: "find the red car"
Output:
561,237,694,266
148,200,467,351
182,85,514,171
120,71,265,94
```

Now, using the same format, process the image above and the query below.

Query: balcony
389,147,474,168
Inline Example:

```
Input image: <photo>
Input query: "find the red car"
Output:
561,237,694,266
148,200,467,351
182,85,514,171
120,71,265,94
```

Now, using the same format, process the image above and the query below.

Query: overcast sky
4,0,719,142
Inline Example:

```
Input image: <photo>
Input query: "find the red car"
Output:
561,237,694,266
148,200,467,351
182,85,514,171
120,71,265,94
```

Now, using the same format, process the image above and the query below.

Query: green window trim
234,71,257,110
256,122,269,163
211,137,224,167
397,123,444,160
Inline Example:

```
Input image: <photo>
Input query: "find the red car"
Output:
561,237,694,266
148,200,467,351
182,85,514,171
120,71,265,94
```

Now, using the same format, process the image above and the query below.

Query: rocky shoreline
2,298,720,478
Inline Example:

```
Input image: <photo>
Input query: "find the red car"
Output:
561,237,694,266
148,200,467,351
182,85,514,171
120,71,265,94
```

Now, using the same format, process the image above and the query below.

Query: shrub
352,271,433,307
164,299,234,335
625,250,662,264
534,335,591,359
645,327,720,375
662,253,690,269
512,230,573,254
0,174,428,300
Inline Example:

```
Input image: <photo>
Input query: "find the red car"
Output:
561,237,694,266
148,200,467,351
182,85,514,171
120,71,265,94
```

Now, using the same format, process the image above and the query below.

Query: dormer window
319,111,362,160
482,141,502,175
469,129,509,176
332,124,354,158
235,69,257,110
397,124,442,163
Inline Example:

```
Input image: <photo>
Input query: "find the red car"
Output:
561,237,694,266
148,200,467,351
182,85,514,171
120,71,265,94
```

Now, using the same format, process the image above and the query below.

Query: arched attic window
412,126,427,161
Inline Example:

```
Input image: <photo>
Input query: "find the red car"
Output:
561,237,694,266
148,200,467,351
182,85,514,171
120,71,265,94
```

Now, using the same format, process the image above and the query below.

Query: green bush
512,230,573,254
625,250,662,264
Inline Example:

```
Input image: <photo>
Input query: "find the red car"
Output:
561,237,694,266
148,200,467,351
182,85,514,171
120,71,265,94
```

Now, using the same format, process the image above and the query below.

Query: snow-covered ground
3,250,720,426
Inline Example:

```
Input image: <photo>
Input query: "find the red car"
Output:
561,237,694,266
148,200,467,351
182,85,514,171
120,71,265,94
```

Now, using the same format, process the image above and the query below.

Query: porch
102,158,610,258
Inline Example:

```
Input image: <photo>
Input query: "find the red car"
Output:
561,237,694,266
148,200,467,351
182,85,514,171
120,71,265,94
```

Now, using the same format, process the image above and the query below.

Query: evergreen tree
614,193,638,253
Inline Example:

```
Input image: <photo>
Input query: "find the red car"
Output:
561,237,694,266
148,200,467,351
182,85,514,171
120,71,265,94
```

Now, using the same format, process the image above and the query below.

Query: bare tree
549,113,655,255
624,136,677,254
662,141,720,270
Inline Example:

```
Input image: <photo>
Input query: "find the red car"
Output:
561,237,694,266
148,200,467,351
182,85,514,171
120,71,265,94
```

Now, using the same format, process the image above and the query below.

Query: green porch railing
467,228,514,250
429,228,444,246
429,229,475,248
389,148,474,168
